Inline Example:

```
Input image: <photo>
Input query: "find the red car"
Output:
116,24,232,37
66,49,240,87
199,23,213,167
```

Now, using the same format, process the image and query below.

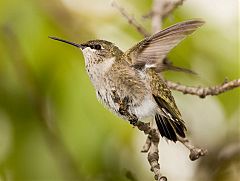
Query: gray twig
141,135,152,152
112,1,150,37
151,0,164,33
166,79,240,98
135,122,167,180
143,0,185,20
177,136,207,161
162,0,185,19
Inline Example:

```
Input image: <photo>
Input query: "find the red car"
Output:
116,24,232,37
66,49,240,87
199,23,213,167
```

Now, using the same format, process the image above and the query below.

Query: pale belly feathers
85,55,157,120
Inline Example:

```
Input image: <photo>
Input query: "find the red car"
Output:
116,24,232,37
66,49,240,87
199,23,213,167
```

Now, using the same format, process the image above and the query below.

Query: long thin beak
49,36,85,49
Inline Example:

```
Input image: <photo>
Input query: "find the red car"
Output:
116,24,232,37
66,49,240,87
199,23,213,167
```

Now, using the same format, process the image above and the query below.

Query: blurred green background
0,0,239,181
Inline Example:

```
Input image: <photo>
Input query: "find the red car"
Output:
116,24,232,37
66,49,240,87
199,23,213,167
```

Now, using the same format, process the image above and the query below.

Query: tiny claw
189,148,208,161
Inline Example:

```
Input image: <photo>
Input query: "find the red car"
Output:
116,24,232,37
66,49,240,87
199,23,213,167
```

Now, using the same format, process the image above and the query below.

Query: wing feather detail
126,20,204,70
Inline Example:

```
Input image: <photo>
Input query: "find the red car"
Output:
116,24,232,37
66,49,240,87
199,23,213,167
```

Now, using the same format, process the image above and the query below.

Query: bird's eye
89,44,102,50
94,44,102,50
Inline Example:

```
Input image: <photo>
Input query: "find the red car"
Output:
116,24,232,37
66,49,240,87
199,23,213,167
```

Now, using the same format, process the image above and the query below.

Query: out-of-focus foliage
0,0,239,181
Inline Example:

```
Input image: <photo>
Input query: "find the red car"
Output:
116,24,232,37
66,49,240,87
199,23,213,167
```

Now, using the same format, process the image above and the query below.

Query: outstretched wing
125,20,204,71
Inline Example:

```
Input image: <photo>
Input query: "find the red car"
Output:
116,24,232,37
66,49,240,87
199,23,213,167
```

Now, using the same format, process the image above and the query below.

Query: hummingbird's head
49,37,123,65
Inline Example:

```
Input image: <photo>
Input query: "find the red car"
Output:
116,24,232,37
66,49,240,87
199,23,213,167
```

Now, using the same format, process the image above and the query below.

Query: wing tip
187,19,205,28
165,19,205,31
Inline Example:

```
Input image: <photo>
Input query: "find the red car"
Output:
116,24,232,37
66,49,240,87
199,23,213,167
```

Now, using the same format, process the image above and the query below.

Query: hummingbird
49,20,204,142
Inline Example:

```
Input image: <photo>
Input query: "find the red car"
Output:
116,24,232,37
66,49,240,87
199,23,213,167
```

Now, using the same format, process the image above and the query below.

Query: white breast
83,47,115,87
82,48,157,120
82,47,114,73
95,57,115,73
96,88,119,114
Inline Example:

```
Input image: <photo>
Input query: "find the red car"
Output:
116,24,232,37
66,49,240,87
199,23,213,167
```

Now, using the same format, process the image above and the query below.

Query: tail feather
155,114,186,142
173,120,186,138
155,114,177,142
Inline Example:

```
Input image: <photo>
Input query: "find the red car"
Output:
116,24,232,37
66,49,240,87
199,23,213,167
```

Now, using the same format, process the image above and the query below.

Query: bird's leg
177,136,207,161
